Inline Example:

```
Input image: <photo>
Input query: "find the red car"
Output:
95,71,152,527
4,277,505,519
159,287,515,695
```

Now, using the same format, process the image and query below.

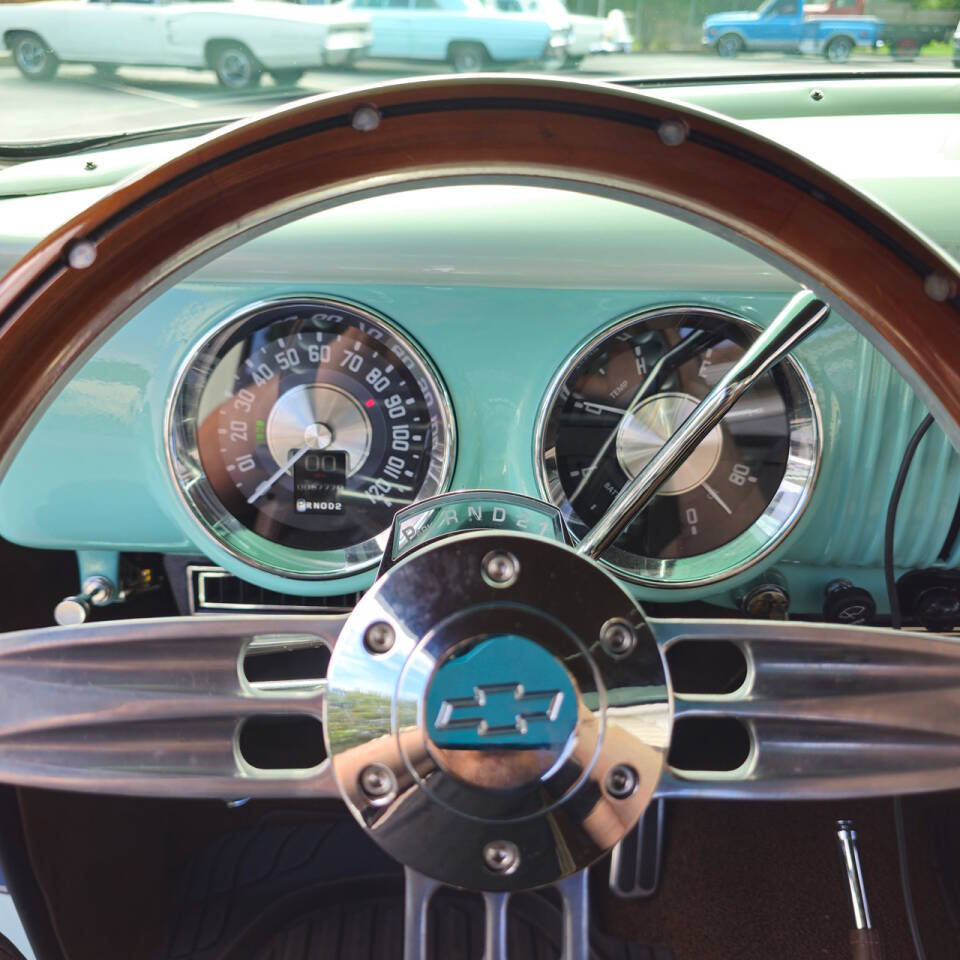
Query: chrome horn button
324,531,672,891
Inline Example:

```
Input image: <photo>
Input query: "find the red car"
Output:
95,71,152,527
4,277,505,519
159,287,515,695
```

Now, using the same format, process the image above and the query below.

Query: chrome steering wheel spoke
651,616,960,800
0,614,344,798
402,866,589,960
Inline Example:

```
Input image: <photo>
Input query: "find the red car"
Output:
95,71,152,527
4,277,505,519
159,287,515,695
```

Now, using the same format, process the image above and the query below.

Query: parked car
702,0,882,61
316,0,569,71
485,0,632,66
807,0,958,57
869,0,958,58
0,0,372,88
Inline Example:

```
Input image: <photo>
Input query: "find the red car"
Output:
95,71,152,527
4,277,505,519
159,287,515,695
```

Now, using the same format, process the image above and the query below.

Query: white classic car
487,0,632,64
328,0,570,71
0,0,372,87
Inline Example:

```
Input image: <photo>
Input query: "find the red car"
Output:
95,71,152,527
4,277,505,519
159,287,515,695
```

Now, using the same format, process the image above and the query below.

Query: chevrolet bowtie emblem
435,683,565,737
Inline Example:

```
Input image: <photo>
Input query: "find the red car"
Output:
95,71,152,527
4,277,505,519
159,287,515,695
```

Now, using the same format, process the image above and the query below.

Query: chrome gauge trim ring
165,295,456,580
535,305,821,588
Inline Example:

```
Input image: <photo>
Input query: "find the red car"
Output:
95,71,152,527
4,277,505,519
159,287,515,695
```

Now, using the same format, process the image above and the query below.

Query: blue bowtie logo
426,635,577,750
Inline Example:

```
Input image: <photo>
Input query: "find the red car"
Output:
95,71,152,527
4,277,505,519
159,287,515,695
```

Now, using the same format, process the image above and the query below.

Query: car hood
704,11,759,26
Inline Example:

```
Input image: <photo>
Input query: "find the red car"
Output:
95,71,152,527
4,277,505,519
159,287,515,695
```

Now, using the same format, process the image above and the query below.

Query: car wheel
715,33,743,57
93,63,117,79
824,36,853,62
270,68,303,86
448,42,488,72
890,36,918,60
10,32,58,81
212,43,262,90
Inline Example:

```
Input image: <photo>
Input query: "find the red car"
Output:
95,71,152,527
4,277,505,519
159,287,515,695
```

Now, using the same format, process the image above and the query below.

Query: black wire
895,796,929,960
884,412,934,960
883,413,934,630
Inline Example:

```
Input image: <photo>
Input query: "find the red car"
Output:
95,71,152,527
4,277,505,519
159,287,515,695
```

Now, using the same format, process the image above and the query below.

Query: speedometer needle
246,443,311,504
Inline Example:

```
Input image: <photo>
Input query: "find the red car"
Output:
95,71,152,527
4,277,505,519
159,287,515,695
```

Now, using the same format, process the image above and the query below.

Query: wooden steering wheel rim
0,75,958,473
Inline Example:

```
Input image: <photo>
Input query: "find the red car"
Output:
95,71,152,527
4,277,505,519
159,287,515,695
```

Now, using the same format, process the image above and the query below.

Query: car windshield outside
0,0,957,144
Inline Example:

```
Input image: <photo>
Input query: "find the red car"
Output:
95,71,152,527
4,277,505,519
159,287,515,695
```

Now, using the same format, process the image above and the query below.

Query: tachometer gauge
536,307,819,587
167,298,455,579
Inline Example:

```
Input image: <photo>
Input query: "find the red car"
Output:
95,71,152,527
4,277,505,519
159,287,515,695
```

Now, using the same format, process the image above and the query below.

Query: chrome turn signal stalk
577,290,830,560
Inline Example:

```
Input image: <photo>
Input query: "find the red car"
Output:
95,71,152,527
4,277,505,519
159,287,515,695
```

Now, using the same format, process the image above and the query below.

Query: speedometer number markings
169,298,454,575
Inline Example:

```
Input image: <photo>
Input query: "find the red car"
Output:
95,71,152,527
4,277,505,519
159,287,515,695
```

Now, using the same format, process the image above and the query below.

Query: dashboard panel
2,76,960,618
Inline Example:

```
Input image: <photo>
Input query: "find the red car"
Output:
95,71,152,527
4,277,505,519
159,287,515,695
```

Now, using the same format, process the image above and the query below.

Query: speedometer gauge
167,298,455,579
536,307,819,587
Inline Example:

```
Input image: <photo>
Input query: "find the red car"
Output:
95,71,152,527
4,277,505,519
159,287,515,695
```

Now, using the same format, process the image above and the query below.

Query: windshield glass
0,0,957,145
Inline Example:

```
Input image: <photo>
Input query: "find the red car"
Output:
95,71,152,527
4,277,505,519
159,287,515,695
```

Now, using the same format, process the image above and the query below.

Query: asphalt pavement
0,50,954,145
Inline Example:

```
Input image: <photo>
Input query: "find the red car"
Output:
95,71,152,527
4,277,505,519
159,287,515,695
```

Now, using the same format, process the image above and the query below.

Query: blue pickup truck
703,0,883,61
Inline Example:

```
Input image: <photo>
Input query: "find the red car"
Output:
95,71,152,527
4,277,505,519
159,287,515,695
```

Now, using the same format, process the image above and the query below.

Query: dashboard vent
187,565,358,615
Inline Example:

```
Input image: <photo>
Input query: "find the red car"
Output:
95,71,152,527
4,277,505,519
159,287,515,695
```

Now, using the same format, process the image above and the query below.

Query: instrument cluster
167,297,819,587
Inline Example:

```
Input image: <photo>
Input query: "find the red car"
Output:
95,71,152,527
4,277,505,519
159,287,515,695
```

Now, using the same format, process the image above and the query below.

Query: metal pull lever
577,290,830,560
836,820,884,960
54,575,115,626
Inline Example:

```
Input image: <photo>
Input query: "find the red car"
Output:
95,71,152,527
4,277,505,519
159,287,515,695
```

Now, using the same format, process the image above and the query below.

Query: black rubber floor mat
237,891,671,960
162,817,671,960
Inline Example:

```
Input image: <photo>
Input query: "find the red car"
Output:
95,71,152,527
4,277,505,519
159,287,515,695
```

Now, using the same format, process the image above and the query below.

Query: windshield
0,0,957,145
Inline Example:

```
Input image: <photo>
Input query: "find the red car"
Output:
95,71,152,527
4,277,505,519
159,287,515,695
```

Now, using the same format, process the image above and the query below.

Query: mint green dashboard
1,75,959,617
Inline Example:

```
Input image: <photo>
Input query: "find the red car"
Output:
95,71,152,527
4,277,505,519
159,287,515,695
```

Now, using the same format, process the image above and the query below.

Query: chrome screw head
481,551,520,589
66,239,97,270
359,763,397,801
363,621,396,655
599,618,637,658
483,840,520,875
605,764,639,799
351,104,381,132
924,271,954,302
657,118,688,146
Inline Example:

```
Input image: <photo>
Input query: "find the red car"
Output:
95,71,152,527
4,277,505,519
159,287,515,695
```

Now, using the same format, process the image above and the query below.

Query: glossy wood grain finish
0,75,958,472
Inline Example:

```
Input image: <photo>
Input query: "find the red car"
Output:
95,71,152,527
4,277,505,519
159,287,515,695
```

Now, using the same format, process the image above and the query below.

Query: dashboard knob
823,580,876,626
54,575,115,626
740,581,790,620
915,586,960,633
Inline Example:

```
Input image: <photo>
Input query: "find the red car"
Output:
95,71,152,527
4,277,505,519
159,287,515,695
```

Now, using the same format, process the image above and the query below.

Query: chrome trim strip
187,565,356,613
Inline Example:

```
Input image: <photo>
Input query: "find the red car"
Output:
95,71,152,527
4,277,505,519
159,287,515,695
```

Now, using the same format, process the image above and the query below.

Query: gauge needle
703,481,733,515
246,443,310,504
568,329,718,507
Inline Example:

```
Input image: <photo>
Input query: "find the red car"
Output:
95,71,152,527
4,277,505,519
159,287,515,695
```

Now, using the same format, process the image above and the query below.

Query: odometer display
537,307,819,586
168,298,454,579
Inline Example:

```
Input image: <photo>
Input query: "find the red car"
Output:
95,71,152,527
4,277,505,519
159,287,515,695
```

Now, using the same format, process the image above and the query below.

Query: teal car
1,24,960,960
325,0,570,69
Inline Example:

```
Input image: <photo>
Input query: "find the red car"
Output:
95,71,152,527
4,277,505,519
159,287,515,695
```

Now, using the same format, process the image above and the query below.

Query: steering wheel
1,76,960,959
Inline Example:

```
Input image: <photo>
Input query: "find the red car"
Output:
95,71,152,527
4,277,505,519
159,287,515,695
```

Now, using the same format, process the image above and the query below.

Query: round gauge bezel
165,296,456,580
534,305,821,588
